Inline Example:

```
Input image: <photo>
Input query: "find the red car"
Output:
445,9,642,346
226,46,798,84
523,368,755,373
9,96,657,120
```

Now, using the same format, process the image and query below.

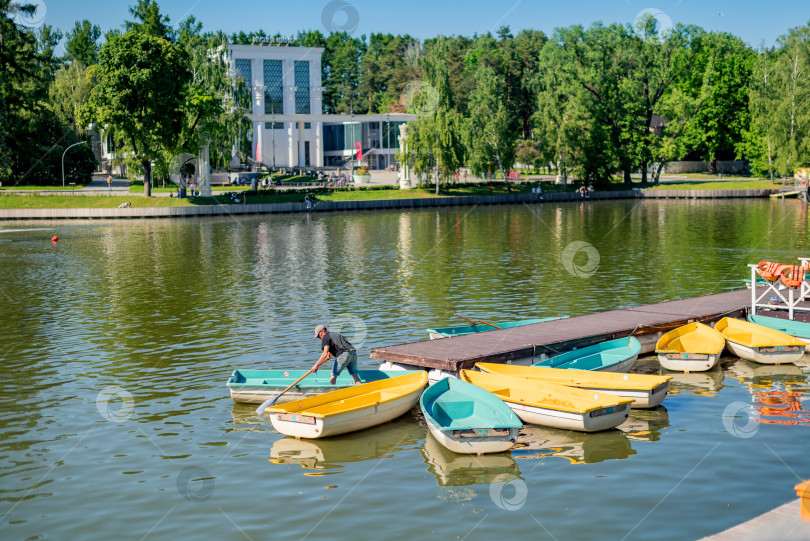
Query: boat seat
305,392,382,415
433,400,475,424
669,336,708,351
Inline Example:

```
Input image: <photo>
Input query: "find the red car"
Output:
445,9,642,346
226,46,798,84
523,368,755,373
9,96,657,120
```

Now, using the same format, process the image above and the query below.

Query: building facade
230,44,413,170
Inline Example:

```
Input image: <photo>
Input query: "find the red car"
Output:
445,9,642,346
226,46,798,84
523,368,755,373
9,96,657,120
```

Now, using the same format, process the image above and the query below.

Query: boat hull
475,363,670,409
227,369,419,404
657,352,721,372
534,337,641,373
427,317,562,339
748,315,810,352
269,389,423,438
424,418,519,454
723,340,805,365
504,400,630,432
419,378,522,454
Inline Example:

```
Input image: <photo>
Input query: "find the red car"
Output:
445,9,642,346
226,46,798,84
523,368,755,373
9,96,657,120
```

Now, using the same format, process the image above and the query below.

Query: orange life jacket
757,260,785,282
779,265,805,288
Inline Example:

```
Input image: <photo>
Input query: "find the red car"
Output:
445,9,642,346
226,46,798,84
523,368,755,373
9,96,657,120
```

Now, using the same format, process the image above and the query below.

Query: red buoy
51,236,58,242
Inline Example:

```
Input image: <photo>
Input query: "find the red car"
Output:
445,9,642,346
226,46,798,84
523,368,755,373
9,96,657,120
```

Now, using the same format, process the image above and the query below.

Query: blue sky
27,0,810,52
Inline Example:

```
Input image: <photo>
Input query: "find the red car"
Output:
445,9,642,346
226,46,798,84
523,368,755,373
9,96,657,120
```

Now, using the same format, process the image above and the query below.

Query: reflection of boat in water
268,416,424,471
727,359,806,387
421,432,521,487
513,425,635,464
616,407,670,442
663,368,725,396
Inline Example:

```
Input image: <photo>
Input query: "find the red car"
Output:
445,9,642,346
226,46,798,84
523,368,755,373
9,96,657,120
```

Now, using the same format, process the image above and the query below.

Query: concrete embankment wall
0,189,782,220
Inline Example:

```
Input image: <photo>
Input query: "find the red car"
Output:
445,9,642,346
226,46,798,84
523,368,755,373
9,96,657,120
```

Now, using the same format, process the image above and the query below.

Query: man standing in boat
311,325,362,385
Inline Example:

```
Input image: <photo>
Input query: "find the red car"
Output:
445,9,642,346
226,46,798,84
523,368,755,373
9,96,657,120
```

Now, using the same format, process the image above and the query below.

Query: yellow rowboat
459,370,633,432
716,317,807,365
655,322,726,372
265,371,428,438
475,362,671,409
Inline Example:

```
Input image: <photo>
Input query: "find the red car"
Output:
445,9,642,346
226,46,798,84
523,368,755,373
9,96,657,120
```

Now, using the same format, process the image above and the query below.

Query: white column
314,122,323,167
287,122,296,168
298,121,306,167
198,142,211,197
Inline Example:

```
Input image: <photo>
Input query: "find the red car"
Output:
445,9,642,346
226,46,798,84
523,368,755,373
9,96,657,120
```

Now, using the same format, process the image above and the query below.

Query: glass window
263,60,283,114
304,122,311,129
294,61,310,114
265,122,284,130
234,59,252,89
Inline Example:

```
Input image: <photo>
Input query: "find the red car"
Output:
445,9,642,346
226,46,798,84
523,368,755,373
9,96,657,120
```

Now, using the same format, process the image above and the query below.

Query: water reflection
617,407,670,442
266,416,424,473
726,359,810,427
663,367,725,396
513,425,635,464
422,432,521,487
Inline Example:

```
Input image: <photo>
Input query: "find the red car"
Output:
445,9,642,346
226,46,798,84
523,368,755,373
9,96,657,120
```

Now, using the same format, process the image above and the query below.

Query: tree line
2,0,809,189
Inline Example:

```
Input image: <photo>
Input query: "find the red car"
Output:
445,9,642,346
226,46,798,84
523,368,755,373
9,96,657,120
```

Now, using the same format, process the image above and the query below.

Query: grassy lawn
1,184,86,190
2,178,792,209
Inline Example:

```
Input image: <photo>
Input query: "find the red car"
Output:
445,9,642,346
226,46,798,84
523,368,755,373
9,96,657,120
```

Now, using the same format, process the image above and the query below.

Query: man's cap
314,324,326,338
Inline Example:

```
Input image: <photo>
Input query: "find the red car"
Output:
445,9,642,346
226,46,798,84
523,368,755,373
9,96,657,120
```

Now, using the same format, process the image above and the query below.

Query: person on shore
311,325,361,385
107,175,112,191
305,193,313,210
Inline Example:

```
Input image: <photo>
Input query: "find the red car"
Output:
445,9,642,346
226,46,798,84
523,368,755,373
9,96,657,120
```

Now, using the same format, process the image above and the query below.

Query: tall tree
464,65,519,190
82,31,190,195
322,32,365,114
124,0,173,41
65,19,101,65
405,38,464,192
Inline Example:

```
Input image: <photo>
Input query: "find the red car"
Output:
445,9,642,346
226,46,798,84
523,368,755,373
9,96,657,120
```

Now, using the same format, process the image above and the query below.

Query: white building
96,43,414,178
230,43,413,169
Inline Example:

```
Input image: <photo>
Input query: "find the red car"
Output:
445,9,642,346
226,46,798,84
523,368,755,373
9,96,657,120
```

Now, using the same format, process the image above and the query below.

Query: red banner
354,141,362,161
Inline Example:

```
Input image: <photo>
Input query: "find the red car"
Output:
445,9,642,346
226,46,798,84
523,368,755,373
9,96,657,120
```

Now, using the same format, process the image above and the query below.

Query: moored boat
265,371,428,438
748,314,810,352
227,369,420,404
459,370,632,432
420,377,521,455
427,317,563,339
475,362,670,408
532,336,641,373
655,322,725,372
715,317,806,365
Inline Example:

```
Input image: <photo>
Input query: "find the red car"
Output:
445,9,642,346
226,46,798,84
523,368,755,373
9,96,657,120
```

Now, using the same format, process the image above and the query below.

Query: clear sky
23,0,810,53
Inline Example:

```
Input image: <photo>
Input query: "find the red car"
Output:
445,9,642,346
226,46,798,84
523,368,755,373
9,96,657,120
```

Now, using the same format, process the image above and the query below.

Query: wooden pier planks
370,289,751,371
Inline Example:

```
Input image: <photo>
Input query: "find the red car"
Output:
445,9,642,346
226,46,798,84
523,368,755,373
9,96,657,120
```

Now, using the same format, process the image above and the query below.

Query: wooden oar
475,319,502,329
454,314,478,326
255,369,314,414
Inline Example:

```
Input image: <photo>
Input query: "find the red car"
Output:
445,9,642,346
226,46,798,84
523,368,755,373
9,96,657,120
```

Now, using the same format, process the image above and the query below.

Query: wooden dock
370,289,752,371
699,499,810,540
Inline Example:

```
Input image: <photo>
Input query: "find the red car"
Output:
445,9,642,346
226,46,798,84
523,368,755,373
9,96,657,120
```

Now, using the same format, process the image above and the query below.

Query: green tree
322,32,365,114
49,60,93,134
82,31,190,195
405,38,464,193
464,65,518,190
65,20,101,65
124,0,173,41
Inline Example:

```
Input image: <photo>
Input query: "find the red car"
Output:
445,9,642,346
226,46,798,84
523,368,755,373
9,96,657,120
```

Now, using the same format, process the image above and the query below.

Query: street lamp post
62,141,87,188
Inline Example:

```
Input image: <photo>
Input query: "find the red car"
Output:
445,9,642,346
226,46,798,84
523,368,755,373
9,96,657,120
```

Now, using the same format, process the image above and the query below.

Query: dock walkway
370,290,752,370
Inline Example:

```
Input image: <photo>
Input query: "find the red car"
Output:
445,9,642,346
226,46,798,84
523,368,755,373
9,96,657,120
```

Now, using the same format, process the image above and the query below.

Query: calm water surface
1,199,809,540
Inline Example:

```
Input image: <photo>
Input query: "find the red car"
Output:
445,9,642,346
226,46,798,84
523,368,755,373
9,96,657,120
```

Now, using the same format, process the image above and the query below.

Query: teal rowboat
227,369,421,404
427,317,565,339
533,337,641,373
748,314,810,351
420,377,522,454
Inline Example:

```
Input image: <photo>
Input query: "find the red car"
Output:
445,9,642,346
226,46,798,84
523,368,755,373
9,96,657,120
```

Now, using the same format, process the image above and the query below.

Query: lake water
1,199,809,540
